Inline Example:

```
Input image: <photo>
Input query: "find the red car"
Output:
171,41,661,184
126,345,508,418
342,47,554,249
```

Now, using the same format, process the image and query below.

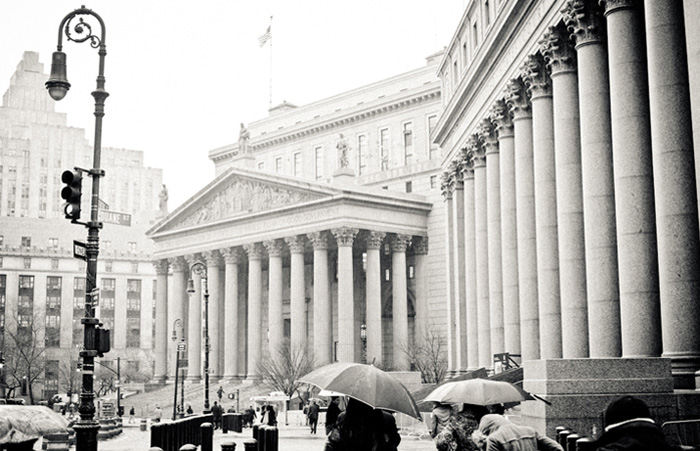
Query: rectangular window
19,275,34,289
406,181,413,193
357,135,368,175
21,236,31,248
403,122,414,166
275,157,283,173
105,261,113,272
128,242,137,253
293,152,302,177
23,257,31,269
430,175,438,189
127,318,140,348
314,146,324,180
131,262,139,274
427,115,439,160
48,238,59,249
51,258,59,269
380,128,390,170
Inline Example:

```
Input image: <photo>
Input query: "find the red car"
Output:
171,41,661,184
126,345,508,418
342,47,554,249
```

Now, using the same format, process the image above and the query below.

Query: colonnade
152,227,429,382
443,0,700,386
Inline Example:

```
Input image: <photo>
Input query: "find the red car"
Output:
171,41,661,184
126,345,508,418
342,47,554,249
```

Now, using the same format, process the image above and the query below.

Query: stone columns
684,0,700,217
451,162,467,371
365,231,386,365
333,227,359,363
203,251,222,379
461,154,480,370
185,254,202,381
470,134,492,368
392,234,412,370
221,248,242,381
286,235,307,354
153,259,169,383
522,53,562,359
244,243,263,380
169,257,188,378
645,0,700,385
264,239,285,358
480,117,505,356
441,173,457,372
564,0,621,358
603,0,661,357
541,24,589,358
506,77,539,362
413,236,429,343
491,100,520,357
308,232,332,366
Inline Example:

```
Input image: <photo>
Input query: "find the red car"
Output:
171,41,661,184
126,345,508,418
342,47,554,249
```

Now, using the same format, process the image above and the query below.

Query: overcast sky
0,0,464,209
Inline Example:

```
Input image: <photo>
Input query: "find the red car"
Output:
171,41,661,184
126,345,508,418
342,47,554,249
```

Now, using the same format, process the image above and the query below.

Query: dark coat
594,421,674,451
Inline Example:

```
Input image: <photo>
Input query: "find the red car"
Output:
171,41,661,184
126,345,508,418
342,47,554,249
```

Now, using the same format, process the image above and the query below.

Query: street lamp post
171,319,184,420
187,261,210,413
83,358,120,417
46,7,108,451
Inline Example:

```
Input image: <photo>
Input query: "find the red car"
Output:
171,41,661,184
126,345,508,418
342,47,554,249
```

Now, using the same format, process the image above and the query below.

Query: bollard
222,413,229,434
258,425,268,451
201,422,214,451
221,443,237,451
141,418,148,432
567,433,580,451
252,424,259,440
243,439,257,451
576,437,597,451
264,426,278,451
558,429,571,448
233,413,243,433
180,446,197,451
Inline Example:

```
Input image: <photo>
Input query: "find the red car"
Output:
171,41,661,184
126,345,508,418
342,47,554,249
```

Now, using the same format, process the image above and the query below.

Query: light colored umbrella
421,379,535,406
0,405,68,444
298,362,421,420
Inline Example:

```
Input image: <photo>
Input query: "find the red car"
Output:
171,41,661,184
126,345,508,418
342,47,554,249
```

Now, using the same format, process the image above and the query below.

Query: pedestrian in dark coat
593,396,675,451
325,397,342,435
308,400,320,434
324,398,401,451
211,401,223,430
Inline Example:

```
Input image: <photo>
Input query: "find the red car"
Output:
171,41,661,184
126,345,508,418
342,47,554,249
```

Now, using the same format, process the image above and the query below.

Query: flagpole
269,15,273,110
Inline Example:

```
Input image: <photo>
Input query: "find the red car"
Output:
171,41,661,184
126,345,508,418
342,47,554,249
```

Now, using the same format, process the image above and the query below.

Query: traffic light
60,169,83,221
95,327,111,357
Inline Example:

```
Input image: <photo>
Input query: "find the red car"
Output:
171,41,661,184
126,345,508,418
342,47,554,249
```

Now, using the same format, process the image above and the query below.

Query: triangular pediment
151,168,334,234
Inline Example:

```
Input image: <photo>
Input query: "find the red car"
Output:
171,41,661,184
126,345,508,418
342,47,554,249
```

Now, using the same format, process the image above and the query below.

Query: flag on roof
258,25,271,47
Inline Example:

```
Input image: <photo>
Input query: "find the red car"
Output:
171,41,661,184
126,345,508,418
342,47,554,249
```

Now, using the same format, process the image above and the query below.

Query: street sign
178,359,188,368
89,288,99,306
73,240,88,260
98,210,131,226
177,343,187,352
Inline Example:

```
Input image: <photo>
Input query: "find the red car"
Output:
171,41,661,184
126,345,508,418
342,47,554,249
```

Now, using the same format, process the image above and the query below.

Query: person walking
308,400,320,434
429,402,453,439
217,386,225,403
325,396,342,435
435,403,487,451
153,406,163,425
593,396,675,451
261,404,277,426
324,398,401,451
128,406,135,424
211,401,223,430
474,414,562,451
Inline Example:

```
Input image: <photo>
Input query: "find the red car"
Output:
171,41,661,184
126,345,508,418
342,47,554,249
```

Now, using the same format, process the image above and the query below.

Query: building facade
435,0,700,433
0,52,164,399
148,53,447,383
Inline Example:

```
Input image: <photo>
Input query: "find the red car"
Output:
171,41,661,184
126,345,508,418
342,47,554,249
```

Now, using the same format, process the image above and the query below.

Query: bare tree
58,359,80,403
401,327,448,384
257,339,315,400
3,311,47,404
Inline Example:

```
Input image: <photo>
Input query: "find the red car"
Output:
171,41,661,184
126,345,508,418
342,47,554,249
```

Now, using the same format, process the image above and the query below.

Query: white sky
0,0,464,208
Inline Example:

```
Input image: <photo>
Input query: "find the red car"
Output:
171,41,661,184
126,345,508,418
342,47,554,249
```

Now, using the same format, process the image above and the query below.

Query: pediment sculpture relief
172,179,324,229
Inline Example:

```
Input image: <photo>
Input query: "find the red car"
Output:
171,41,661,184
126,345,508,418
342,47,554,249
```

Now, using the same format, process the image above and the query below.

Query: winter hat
603,396,654,431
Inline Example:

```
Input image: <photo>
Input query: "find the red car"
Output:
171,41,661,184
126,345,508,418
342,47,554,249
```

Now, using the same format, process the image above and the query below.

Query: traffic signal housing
61,169,82,221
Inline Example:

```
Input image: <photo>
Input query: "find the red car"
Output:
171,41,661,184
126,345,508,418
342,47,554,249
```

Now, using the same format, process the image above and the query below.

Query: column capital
221,247,243,264
505,78,532,119
184,254,202,267
490,99,514,138
600,0,639,16
478,118,498,154
263,239,285,258
243,242,263,260
413,236,429,255
563,0,606,47
285,235,306,254
441,171,453,200
307,231,329,250
366,231,386,250
202,250,223,267
391,234,412,253
540,23,577,75
332,227,359,247
467,134,486,168
153,259,169,275
521,53,552,98
458,149,475,179
169,256,187,272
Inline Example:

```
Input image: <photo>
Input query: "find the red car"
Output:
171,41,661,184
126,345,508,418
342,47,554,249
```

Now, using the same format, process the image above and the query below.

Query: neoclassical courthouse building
149,0,700,431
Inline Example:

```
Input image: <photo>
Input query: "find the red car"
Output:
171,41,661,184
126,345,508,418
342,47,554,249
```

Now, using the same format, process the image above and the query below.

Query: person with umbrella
325,396,342,435
434,403,488,451
473,414,562,451
325,397,401,451
429,402,453,438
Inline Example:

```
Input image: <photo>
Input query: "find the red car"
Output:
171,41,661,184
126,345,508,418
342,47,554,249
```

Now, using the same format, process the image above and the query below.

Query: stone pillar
244,243,264,381
469,134,492,368
451,162,467,372
491,100,521,357
522,53,562,359
441,172,457,373
153,259,169,383
645,0,700,386
506,78,539,362
203,251,222,379
264,239,285,358
221,248,242,381
308,232,332,366
684,0,700,219
413,236,429,343
564,0,621,358
603,0,661,357
541,24,589,358
479,117,505,357
461,154,480,370
286,235,307,354
333,227,359,363
391,234,412,370
185,254,202,381
365,231,386,365
169,257,188,378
